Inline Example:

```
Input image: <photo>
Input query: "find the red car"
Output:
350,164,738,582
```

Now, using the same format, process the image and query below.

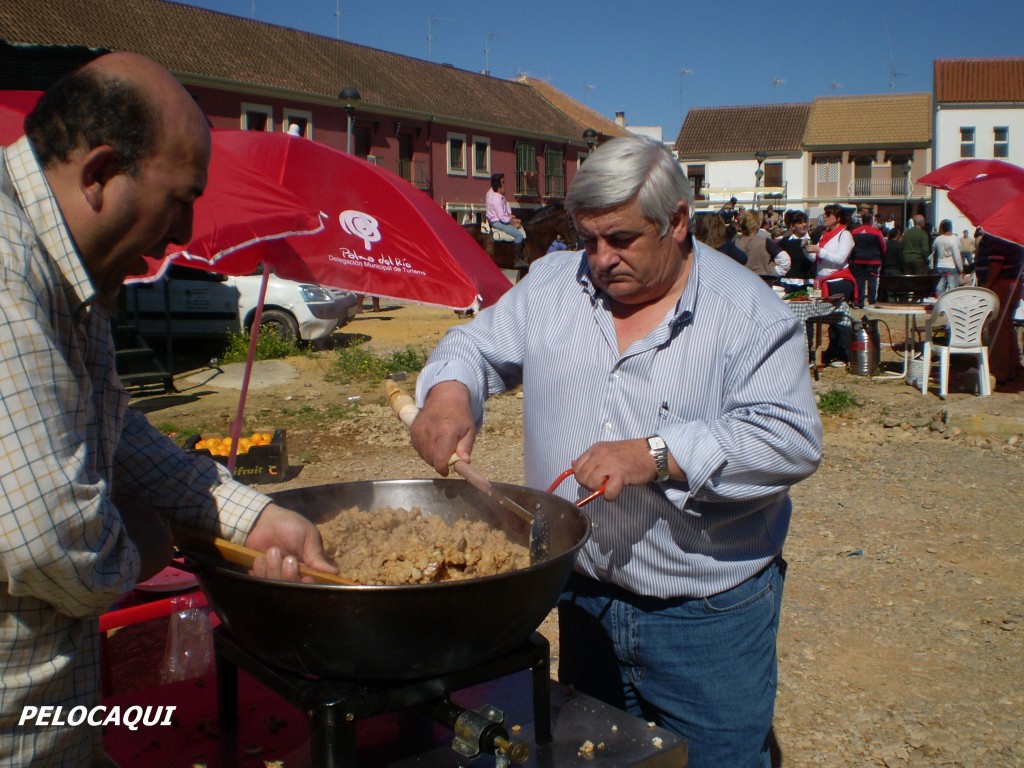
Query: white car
122,265,360,344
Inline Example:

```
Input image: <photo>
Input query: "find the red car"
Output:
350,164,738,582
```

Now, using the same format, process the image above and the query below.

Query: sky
176,0,1024,140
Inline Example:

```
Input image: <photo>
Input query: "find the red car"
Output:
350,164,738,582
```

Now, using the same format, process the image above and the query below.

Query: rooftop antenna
885,23,908,90
427,15,455,62
334,0,343,39
679,67,693,129
483,31,507,76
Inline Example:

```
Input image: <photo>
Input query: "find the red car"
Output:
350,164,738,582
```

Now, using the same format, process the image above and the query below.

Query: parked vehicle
121,265,360,344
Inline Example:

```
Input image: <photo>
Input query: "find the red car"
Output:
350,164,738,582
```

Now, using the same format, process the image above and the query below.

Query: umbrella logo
340,210,382,251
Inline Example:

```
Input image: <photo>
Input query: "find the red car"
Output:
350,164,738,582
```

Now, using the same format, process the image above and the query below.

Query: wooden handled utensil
383,379,549,560
171,525,357,586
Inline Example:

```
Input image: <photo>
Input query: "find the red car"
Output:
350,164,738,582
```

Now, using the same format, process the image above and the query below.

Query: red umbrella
0,90,38,143
918,159,1024,191
181,131,513,468
947,170,1024,247
164,129,511,312
943,169,1024,382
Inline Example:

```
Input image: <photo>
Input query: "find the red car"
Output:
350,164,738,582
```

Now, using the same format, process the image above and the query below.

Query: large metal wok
185,479,590,680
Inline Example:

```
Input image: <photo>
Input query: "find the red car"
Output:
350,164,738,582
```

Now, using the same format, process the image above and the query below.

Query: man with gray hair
410,135,821,767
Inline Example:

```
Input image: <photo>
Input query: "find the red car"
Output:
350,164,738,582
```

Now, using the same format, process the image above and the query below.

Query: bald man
0,53,335,766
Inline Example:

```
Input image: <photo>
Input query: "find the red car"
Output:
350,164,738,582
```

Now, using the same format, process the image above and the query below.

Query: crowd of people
695,202,1022,383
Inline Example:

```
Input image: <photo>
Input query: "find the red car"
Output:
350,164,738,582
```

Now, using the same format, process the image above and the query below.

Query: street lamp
338,86,361,155
754,150,767,210
583,128,598,156
902,158,913,228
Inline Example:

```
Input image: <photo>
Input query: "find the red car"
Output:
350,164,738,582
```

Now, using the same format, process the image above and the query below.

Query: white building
933,58,1024,236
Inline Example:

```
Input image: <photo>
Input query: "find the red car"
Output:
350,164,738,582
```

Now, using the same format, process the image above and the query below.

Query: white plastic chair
919,286,1000,398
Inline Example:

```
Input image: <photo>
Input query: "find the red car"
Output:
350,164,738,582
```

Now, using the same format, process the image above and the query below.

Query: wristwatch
647,435,670,483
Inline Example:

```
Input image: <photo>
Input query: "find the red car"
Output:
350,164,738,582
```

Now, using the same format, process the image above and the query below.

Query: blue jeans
935,268,959,295
852,262,881,306
490,220,525,243
557,560,786,768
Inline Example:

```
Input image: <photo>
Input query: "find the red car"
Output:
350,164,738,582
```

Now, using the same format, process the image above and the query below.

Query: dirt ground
133,301,1024,767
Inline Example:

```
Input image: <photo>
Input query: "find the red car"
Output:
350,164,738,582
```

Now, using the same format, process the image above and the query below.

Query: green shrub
817,387,861,416
220,327,302,363
328,341,427,383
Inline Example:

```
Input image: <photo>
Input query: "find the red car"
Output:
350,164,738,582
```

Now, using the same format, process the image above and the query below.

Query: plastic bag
160,592,214,684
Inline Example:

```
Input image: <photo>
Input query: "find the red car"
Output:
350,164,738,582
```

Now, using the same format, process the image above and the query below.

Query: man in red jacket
850,211,887,307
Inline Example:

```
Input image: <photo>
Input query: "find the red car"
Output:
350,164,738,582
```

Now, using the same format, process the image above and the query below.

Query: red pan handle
546,468,606,507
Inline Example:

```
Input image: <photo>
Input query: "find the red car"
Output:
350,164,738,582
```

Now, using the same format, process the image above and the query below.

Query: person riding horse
485,173,527,267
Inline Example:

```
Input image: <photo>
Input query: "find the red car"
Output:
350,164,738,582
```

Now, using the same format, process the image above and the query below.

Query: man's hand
245,503,338,582
410,381,477,475
572,438,681,501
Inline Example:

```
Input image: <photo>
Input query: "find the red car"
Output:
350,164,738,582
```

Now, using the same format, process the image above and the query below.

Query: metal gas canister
850,316,881,376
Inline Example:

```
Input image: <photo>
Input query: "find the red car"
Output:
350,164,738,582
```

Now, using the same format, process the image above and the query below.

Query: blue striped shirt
418,242,822,599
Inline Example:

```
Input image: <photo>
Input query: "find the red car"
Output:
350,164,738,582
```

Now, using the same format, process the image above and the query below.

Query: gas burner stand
214,627,552,767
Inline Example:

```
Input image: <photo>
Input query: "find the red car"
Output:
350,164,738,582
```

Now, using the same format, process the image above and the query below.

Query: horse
464,204,578,282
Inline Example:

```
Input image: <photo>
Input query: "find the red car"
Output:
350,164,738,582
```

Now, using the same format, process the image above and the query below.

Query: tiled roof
803,93,932,149
515,76,630,141
0,0,589,141
674,103,811,156
934,58,1024,103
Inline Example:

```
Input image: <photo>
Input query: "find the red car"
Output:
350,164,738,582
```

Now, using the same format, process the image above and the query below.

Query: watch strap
647,435,670,483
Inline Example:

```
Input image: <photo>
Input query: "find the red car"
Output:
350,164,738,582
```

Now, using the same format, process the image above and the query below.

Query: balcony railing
398,159,430,190
852,176,911,197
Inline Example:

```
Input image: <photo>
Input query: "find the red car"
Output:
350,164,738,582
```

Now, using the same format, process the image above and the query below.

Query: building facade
0,0,628,226
933,58,1024,236
676,94,932,224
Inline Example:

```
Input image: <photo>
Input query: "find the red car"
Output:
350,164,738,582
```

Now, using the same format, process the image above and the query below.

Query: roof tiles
0,0,588,139
934,58,1024,103
804,93,932,149
675,103,811,156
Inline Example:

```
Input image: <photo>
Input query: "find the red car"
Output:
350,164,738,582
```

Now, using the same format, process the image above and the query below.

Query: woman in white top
806,204,856,366
930,219,963,295
807,204,855,288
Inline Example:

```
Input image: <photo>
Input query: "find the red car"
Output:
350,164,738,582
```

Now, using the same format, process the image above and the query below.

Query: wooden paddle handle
383,379,492,494
171,525,356,586
384,378,419,428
